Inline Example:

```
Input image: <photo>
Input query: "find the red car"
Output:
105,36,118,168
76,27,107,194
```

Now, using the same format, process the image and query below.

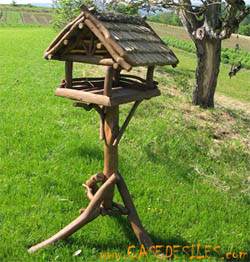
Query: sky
1,0,52,4
1,0,250,6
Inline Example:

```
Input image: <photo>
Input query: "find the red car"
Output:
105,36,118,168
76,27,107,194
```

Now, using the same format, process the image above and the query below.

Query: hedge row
162,37,250,70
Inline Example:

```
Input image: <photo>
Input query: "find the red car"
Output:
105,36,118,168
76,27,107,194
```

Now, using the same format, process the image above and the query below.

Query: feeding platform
28,5,178,254
56,75,160,106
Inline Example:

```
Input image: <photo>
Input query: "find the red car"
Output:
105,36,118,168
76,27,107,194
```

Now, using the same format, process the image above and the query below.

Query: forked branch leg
28,174,118,253
116,172,154,248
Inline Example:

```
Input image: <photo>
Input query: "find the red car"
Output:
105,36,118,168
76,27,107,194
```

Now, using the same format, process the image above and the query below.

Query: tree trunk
192,38,221,108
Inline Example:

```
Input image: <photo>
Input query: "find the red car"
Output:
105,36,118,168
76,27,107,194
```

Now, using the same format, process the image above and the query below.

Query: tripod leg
28,174,117,253
116,172,154,248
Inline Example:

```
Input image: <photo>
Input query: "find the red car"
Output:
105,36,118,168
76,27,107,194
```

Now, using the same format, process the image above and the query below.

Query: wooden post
113,69,121,86
102,106,119,209
104,66,113,97
102,67,118,208
65,61,73,88
146,66,155,88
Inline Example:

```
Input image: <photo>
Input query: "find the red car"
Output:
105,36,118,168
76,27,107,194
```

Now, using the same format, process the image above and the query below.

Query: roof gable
44,6,179,71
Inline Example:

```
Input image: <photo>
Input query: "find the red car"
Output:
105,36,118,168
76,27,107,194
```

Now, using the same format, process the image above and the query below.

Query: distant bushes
162,36,250,70
147,12,182,26
238,25,250,36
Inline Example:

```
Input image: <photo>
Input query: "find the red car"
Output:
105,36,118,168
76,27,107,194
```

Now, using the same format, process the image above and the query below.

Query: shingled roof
44,5,179,71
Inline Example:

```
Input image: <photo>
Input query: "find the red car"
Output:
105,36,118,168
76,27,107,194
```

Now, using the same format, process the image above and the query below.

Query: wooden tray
55,76,160,106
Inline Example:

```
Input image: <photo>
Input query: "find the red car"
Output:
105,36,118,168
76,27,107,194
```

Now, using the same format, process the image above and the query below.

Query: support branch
73,102,104,118
112,101,142,146
116,172,154,248
28,174,118,253
85,173,105,194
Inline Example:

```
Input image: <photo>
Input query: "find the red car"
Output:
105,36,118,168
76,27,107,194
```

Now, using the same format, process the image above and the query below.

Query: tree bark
192,38,221,108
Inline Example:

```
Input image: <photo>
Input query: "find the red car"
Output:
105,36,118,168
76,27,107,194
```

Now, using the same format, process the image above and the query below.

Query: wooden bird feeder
28,5,178,253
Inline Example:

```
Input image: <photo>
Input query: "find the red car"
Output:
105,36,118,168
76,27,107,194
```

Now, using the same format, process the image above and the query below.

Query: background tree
131,0,250,107
147,11,182,25
52,0,139,29
52,0,96,29
11,0,17,6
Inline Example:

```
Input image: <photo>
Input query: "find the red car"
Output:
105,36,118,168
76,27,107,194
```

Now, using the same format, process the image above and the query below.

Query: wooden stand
28,102,154,253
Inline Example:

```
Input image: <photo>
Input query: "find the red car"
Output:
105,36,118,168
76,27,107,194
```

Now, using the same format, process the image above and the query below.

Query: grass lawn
161,47,250,103
0,27,249,262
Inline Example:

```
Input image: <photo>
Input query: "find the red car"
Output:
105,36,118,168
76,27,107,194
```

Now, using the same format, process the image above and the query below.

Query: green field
0,4,52,25
0,26,249,262
149,22,250,52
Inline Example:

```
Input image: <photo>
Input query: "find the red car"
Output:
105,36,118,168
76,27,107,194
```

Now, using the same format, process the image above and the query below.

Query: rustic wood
65,61,73,88
84,10,136,66
84,19,132,71
146,66,155,88
85,172,105,194
73,102,104,117
112,201,129,215
72,76,105,81
82,183,94,200
120,74,158,85
108,37,137,65
102,106,119,209
109,87,160,106
59,54,114,66
119,79,154,90
113,63,119,70
112,100,142,146
56,88,110,106
116,172,154,248
104,66,113,97
100,106,105,140
45,7,179,68
84,19,118,58
44,13,84,54
113,69,121,86
71,80,104,88
45,16,85,58
89,32,95,55
28,174,118,253
78,22,84,29
96,42,102,49
61,37,80,56
100,208,126,216
56,87,160,107
35,6,175,255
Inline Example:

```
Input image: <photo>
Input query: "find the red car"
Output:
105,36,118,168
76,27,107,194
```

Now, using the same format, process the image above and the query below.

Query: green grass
0,27,249,262
160,47,250,103
5,11,22,25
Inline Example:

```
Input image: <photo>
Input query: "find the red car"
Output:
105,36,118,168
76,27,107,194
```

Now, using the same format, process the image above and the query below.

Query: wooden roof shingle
44,5,179,71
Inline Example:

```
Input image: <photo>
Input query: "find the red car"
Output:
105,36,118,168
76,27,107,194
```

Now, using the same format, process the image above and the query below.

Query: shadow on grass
151,234,250,261
220,106,250,126
156,66,195,79
62,219,249,261
144,143,196,184
74,144,104,161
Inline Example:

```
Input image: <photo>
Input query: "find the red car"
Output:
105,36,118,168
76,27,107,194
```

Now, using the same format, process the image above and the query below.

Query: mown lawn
0,27,249,262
